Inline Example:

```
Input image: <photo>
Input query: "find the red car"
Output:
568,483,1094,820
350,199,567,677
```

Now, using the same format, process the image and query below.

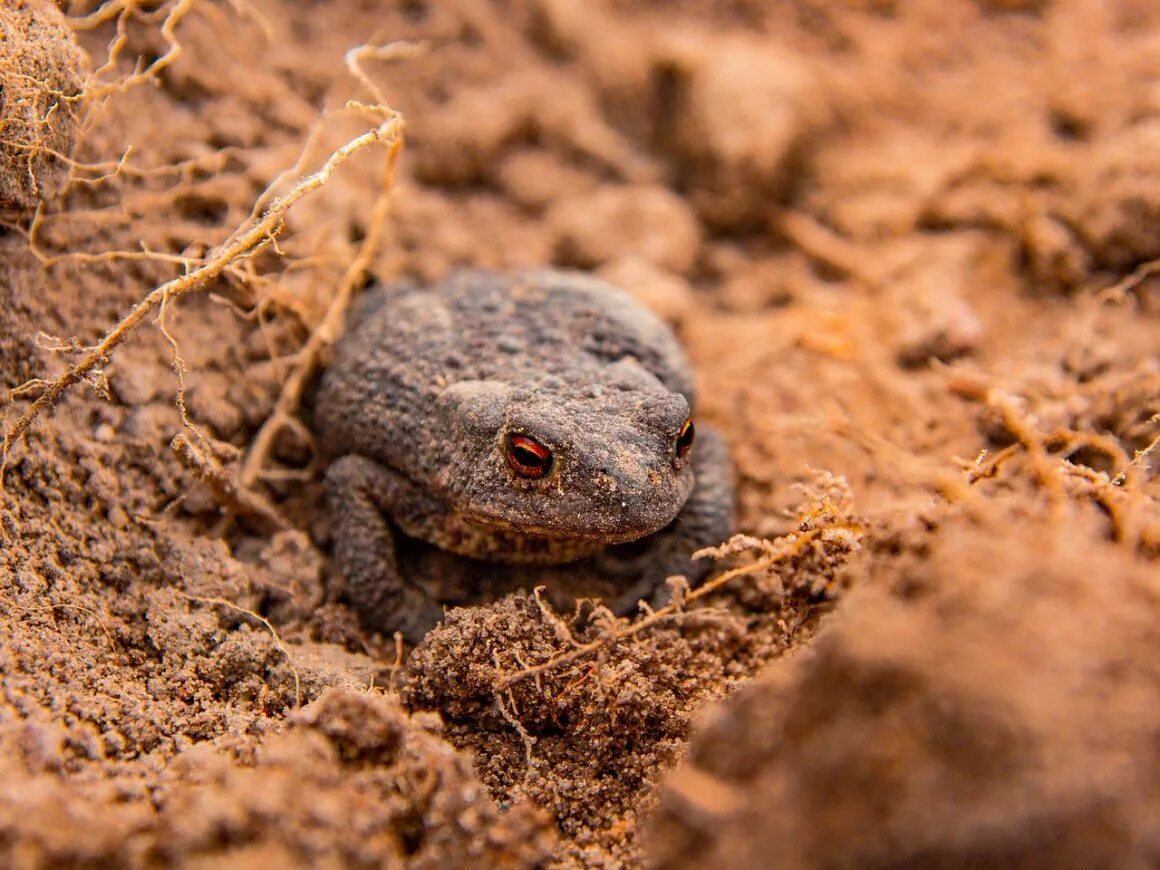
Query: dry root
171,430,288,531
1,24,421,505
2,108,401,470
237,46,418,491
498,472,865,689
950,373,1159,552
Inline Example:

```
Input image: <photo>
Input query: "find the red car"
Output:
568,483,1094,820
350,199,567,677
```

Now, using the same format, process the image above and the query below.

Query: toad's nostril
594,467,622,495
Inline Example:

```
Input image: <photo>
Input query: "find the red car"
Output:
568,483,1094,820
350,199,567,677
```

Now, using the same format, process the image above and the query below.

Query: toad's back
315,269,695,469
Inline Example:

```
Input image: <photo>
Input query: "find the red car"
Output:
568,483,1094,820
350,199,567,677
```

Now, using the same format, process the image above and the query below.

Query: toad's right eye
506,434,553,479
675,417,695,461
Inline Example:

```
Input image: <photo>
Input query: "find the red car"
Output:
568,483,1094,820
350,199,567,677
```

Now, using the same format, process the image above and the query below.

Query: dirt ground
1,0,1158,866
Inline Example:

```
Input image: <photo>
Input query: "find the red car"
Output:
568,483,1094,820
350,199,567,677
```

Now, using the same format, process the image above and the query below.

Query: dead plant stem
1,108,404,484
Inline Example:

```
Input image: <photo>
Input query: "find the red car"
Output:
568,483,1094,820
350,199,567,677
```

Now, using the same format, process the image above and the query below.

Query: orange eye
675,418,695,460
506,434,553,479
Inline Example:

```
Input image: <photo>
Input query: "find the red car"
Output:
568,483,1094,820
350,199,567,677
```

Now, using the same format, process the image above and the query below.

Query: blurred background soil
0,0,1158,866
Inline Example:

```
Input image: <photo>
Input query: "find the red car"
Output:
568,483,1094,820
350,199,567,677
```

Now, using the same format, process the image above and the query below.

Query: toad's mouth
459,503,676,547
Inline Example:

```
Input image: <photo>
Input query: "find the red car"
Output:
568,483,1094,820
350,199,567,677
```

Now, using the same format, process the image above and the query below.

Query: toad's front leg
325,455,445,644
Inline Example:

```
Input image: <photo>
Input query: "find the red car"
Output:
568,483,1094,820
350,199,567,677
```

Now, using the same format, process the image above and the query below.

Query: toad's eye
675,417,695,461
506,434,553,479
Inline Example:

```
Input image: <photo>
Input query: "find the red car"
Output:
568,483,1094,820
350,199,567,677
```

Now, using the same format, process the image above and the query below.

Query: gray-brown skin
315,269,735,643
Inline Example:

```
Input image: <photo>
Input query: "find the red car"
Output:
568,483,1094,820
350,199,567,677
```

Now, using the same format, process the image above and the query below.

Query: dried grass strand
238,44,419,489
1,100,406,485
499,517,865,689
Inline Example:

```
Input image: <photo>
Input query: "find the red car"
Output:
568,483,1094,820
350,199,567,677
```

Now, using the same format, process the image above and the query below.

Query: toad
315,269,734,643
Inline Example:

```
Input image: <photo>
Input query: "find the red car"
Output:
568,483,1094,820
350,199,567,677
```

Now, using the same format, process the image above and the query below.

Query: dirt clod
0,0,85,218
649,505,1160,868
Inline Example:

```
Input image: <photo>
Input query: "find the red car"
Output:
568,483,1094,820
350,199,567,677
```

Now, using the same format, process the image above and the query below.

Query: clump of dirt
403,474,863,864
0,687,554,866
648,499,1160,868
0,0,86,219
650,29,826,230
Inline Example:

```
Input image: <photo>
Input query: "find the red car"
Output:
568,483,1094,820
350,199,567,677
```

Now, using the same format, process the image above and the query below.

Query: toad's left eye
506,434,553,479
675,417,695,461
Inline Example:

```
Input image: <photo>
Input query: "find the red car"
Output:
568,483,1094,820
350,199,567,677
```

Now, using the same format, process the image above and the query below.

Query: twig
493,652,538,782
1,100,406,485
986,390,1067,505
170,431,289,530
238,44,418,490
1112,415,1160,487
1097,257,1160,303
499,520,865,689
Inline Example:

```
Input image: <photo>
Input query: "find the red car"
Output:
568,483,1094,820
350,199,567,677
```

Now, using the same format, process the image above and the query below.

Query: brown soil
1,0,1158,867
